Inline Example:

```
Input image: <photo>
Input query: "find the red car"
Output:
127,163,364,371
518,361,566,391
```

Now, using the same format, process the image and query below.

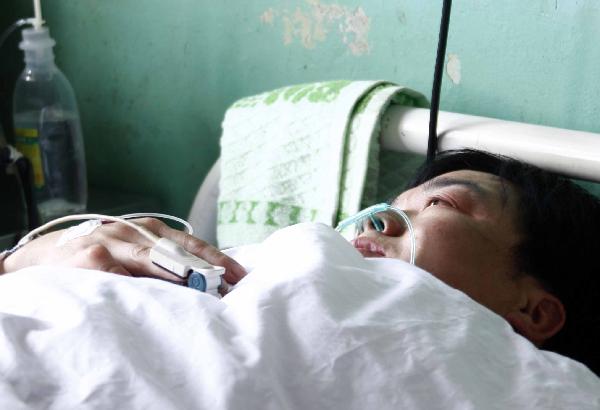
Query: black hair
405,149,600,376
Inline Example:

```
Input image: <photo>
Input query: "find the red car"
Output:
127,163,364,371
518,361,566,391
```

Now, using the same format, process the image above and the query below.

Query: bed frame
383,107,600,182
189,107,600,244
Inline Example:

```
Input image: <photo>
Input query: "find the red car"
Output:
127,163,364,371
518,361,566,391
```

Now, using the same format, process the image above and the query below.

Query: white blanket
0,223,598,409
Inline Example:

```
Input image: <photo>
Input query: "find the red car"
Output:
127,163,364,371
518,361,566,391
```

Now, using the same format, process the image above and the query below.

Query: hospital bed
1,107,599,409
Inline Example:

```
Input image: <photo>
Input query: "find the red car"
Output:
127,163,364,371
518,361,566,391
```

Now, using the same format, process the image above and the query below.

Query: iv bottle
13,26,87,222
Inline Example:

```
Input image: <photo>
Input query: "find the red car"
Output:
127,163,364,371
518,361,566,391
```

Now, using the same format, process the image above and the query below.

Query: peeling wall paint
260,0,371,56
260,8,276,24
446,53,461,85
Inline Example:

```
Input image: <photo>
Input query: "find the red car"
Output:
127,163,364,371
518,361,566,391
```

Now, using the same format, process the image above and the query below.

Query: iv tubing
120,213,194,235
32,0,43,29
17,214,161,247
0,19,29,51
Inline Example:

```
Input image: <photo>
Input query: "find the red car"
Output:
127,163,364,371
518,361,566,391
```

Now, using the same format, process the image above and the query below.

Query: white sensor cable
120,213,194,235
17,213,160,247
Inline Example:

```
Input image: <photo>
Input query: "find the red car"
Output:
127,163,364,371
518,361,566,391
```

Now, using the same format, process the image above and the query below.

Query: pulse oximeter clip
149,238,225,296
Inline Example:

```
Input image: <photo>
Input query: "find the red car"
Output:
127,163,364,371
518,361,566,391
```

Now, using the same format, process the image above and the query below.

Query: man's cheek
413,230,452,276
413,222,471,278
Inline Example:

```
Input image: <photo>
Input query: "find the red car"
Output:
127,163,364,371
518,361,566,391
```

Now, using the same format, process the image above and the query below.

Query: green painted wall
2,0,599,217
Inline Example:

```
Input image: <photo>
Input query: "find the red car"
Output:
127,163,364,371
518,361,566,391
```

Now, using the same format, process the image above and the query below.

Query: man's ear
505,287,566,346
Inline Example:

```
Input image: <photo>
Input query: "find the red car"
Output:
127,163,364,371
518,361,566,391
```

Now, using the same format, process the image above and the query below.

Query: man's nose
362,211,407,237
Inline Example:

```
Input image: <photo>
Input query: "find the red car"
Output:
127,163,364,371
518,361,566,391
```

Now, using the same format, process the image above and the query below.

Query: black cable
427,0,453,163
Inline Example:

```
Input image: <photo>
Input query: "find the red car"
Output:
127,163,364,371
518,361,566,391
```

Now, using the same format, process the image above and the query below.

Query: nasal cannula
335,203,416,265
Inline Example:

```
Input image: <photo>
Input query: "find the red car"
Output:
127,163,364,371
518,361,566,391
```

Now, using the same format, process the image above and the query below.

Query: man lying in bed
1,149,599,377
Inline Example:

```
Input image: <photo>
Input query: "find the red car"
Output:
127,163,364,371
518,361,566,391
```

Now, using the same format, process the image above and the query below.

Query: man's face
353,170,525,316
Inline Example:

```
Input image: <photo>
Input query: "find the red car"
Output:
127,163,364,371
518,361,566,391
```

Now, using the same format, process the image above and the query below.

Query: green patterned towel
217,81,428,248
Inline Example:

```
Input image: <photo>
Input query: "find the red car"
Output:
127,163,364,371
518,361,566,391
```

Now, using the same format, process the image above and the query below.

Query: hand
1,218,247,287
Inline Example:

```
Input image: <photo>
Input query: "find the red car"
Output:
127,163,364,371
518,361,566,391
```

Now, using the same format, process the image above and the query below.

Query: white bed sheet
0,223,598,409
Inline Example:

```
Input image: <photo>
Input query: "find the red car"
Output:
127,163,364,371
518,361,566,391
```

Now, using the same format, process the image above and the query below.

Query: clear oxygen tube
335,203,416,265
10,0,87,223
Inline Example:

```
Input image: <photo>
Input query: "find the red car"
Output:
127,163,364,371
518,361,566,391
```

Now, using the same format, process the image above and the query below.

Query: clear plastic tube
0,19,29,51
120,212,193,235
17,213,160,247
335,203,416,265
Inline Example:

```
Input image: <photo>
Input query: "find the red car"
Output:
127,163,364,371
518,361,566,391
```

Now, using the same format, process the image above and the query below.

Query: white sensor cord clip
150,238,225,296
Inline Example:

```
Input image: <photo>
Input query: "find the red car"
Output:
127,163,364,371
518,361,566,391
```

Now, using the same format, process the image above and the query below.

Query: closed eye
426,197,455,208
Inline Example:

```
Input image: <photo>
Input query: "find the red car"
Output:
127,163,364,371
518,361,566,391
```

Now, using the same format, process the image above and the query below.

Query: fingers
159,227,247,284
127,217,247,284
106,239,186,283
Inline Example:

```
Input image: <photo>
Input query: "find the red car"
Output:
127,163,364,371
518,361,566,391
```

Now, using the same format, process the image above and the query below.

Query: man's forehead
427,170,506,189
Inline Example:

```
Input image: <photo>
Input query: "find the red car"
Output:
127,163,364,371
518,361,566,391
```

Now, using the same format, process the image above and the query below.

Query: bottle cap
19,27,55,51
